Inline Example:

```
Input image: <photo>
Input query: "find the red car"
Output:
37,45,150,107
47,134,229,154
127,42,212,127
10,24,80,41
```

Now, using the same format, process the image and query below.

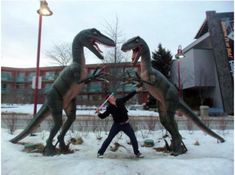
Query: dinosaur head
121,36,147,65
78,28,115,60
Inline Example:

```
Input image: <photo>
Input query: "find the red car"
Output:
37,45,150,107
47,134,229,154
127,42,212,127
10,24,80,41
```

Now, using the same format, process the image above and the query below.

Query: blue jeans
98,122,140,155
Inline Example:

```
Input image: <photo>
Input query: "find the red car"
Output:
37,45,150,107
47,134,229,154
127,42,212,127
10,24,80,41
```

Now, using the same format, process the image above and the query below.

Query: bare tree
102,16,130,93
46,42,72,67
102,16,128,64
2,113,18,134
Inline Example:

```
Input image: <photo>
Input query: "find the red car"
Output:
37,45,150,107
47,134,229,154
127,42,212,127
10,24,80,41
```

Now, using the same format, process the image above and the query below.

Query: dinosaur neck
140,49,152,73
72,38,86,65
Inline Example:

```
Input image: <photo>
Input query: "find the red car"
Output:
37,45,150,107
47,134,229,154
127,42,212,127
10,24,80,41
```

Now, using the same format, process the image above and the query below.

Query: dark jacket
98,91,136,123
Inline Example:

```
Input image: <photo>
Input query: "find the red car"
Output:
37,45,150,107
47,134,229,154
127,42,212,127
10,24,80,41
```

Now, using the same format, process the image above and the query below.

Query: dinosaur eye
135,36,140,42
93,30,98,35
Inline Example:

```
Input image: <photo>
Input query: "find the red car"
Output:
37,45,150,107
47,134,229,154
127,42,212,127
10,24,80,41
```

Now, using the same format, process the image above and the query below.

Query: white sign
32,76,42,89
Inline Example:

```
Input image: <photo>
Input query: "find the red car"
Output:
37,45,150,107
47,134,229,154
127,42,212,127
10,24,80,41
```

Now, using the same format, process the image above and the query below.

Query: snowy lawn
2,128,233,175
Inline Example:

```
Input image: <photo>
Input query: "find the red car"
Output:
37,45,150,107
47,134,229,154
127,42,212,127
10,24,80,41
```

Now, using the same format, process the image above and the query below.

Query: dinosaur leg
57,98,76,151
166,111,187,156
159,104,186,156
43,110,63,156
44,93,63,156
159,110,175,147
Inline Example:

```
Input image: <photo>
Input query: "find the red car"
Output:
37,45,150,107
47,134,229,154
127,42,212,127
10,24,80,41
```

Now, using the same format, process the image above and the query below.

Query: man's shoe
136,153,144,158
97,153,104,158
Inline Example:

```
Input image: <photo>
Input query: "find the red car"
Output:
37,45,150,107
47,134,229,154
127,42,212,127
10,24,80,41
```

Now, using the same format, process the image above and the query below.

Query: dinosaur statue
10,28,115,156
121,36,225,156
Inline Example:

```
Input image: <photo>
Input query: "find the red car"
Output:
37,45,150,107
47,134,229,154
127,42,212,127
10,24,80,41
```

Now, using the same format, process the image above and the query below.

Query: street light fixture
175,45,185,59
37,0,53,16
175,45,185,97
33,0,53,115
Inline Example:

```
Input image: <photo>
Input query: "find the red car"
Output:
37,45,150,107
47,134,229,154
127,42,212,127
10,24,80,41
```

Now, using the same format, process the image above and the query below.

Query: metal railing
1,113,233,133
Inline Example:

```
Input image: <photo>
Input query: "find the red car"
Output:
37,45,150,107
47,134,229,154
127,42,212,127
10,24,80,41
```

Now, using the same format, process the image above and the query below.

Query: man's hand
95,108,100,114
136,87,143,92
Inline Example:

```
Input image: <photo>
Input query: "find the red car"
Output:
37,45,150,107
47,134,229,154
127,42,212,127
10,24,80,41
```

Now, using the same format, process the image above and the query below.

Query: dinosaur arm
123,71,154,87
76,67,108,84
76,74,93,84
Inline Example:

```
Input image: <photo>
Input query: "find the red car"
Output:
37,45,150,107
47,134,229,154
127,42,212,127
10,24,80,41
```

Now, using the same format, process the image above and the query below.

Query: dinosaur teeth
132,48,139,62
93,42,103,53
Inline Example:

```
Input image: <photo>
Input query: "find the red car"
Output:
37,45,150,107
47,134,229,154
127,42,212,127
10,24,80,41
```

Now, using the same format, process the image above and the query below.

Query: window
16,72,25,82
1,72,12,81
2,84,7,89
16,83,24,89
110,67,124,79
90,95,102,101
88,81,102,92
27,72,36,81
124,67,138,76
44,72,56,81
1,83,8,93
82,95,88,100
81,84,87,93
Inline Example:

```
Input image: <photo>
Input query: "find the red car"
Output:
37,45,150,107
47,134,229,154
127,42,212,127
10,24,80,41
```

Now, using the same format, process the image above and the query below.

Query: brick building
1,62,148,105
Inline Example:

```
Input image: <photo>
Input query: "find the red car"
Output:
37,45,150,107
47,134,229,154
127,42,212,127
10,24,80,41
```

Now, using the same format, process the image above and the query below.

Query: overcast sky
1,0,234,68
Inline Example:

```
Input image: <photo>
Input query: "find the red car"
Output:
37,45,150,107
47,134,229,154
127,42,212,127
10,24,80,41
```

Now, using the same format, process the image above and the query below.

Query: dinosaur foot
43,145,57,156
59,142,76,154
43,144,74,156
170,148,187,156
59,141,71,152
154,139,187,156
56,135,70,152
153,146,170,153
59,147,74,154
153,139,171,153
170,140,187,156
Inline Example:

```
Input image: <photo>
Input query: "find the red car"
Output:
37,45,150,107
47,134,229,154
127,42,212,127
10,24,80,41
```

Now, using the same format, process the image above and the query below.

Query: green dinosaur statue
121,36,225,156
10,28,115,156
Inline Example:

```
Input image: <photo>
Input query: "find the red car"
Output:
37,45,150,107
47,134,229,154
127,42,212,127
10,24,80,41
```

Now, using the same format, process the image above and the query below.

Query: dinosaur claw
97,78,109,83
93,67,99,75
43,145,57,156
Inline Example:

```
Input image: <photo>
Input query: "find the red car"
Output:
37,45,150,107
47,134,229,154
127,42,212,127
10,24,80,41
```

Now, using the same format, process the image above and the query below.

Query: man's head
106,94,116,105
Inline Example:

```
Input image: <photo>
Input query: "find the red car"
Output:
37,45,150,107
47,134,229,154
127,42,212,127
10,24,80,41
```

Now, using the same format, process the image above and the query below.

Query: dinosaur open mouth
90,37,115,60
93,41,103,53
132,47,140,64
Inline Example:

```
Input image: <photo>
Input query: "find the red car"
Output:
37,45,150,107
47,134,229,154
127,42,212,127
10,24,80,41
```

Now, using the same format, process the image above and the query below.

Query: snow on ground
2,128,234,175
1,104,159,116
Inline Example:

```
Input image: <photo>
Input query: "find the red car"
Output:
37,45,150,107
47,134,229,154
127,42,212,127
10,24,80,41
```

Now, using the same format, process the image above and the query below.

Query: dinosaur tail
10,103,50,143
178,100,225,143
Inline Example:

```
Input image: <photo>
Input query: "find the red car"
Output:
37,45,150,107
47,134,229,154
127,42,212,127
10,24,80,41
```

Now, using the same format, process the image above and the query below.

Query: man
96,89,144,158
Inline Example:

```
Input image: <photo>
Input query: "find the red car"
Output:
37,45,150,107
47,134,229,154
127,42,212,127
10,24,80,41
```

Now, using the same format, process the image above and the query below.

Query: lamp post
175,45,185,97
33,0,53,115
